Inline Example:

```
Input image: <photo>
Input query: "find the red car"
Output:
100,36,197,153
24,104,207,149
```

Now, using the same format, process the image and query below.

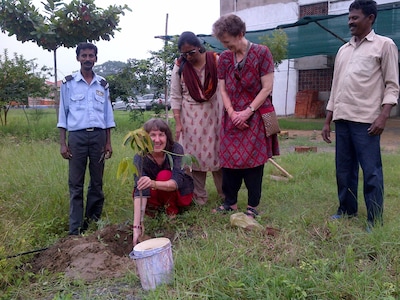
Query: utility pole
164,13,169,123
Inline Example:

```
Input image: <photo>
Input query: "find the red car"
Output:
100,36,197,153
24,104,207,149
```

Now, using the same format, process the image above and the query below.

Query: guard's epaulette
100,79,109,89
62,75,73,84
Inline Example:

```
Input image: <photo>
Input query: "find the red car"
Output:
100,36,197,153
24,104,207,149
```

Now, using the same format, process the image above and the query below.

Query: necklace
234,41,252,71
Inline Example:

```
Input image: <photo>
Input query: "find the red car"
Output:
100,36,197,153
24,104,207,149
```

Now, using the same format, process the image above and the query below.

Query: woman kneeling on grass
132,118,194,246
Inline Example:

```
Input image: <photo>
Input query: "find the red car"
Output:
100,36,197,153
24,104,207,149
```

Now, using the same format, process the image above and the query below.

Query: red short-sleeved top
217,43,279,168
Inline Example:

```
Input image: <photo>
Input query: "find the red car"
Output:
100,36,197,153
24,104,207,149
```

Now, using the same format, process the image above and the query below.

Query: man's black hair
349,0,378,24
76,42,98,57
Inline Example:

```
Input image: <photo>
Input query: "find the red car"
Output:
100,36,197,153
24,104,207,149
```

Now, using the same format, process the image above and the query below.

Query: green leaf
166,153,173,170
117,157,138,184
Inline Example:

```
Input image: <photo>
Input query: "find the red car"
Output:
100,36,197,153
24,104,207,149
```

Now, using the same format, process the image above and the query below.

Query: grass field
0,109,399,299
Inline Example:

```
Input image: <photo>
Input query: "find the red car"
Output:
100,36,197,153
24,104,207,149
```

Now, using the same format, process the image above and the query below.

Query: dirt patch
283,118,400,153
30,224,136,281
29,223,176,282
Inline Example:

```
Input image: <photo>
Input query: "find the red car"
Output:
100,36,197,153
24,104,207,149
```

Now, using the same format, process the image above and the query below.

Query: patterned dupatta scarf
179,51,218,103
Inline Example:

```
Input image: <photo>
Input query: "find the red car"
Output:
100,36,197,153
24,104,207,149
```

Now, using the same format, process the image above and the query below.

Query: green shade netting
189,6,400,59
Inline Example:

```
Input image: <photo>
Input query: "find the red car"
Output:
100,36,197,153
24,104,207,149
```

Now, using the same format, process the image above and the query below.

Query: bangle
133,225,142,229
152,180,157,190
174,113,180,117
226,106,233,112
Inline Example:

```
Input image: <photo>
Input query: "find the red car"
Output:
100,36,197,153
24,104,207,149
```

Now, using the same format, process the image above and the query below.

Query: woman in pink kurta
212,14,279,218
170,31,224,205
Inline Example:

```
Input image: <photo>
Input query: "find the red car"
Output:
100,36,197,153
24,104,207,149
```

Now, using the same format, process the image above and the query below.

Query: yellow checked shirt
327,30,399,123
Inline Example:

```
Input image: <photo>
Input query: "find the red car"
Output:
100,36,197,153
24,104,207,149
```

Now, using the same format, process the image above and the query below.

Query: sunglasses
234,61,245,81
234,70,241,81
180,49,197,58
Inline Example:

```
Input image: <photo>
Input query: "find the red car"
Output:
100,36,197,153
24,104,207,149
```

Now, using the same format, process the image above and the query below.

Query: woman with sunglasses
211,14,279,218
170,31,224,205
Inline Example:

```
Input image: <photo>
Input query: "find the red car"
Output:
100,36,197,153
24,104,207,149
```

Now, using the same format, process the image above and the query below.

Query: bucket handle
129,249,160,260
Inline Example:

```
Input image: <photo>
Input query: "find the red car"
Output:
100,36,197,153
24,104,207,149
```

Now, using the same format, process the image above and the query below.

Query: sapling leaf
117,159,129,184
133,131,145,152
166,153,173,170
182,155,191,171
122,132,134,146
116,159,127,179
117,157,138,184
182,154,199,171
143,132,154,152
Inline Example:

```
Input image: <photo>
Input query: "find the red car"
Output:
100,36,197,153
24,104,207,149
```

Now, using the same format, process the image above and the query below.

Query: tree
0,0,131,116
93,60,126,77
0,49,50,125
104,37,179,119
259,29,288,68
148,36,180,99
106,59,152,102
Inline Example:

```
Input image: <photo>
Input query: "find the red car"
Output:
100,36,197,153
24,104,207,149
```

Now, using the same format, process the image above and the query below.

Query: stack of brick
294,90,326,118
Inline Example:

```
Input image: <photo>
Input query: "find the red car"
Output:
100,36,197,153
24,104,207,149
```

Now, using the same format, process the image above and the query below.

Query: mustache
84,61,93,65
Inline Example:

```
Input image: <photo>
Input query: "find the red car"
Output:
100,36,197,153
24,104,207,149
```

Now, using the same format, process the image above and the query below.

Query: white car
112,100,135,111
130,96,146,111
140,94,158,111
141,94,170,110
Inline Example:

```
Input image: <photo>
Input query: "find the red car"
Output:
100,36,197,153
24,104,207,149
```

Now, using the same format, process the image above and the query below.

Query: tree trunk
163,13,169,123
53,49,60,121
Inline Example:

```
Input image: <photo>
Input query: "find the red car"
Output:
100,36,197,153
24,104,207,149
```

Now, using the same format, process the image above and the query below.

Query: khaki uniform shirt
326,30,399,123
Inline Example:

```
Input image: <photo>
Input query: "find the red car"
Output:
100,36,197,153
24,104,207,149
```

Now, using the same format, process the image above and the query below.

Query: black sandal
244,207,259,218
213,203,236,214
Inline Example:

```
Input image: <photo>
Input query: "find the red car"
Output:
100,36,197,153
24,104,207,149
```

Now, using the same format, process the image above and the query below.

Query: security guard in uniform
57,42,115,235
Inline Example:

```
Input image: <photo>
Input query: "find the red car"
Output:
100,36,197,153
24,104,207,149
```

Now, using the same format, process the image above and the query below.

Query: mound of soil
30,224,136,281
29,223,176,282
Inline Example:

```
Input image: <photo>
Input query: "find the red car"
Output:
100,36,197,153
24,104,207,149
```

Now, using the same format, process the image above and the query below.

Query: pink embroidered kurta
170,63,223,172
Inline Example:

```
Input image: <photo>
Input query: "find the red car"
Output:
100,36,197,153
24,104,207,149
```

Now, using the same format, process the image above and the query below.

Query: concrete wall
272,59,298,116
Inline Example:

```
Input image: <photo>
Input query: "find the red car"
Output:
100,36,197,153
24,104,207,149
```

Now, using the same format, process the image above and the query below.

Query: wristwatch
248,105,256,113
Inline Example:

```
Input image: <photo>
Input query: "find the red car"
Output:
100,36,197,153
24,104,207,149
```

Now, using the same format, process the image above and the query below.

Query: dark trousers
68,129,106,234
335,121,384,224
222,165,264,207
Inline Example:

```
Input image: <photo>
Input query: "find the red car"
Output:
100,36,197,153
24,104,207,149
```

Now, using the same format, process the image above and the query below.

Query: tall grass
1,109,399,299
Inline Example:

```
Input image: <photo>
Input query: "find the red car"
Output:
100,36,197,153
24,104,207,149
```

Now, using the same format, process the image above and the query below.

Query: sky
0,0,220,80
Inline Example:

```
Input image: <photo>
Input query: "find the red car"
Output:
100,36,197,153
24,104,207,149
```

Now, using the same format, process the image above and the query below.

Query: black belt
85,128,102,131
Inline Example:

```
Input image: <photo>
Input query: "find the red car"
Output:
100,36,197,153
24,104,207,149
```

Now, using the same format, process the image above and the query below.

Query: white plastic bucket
130,237,174,290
